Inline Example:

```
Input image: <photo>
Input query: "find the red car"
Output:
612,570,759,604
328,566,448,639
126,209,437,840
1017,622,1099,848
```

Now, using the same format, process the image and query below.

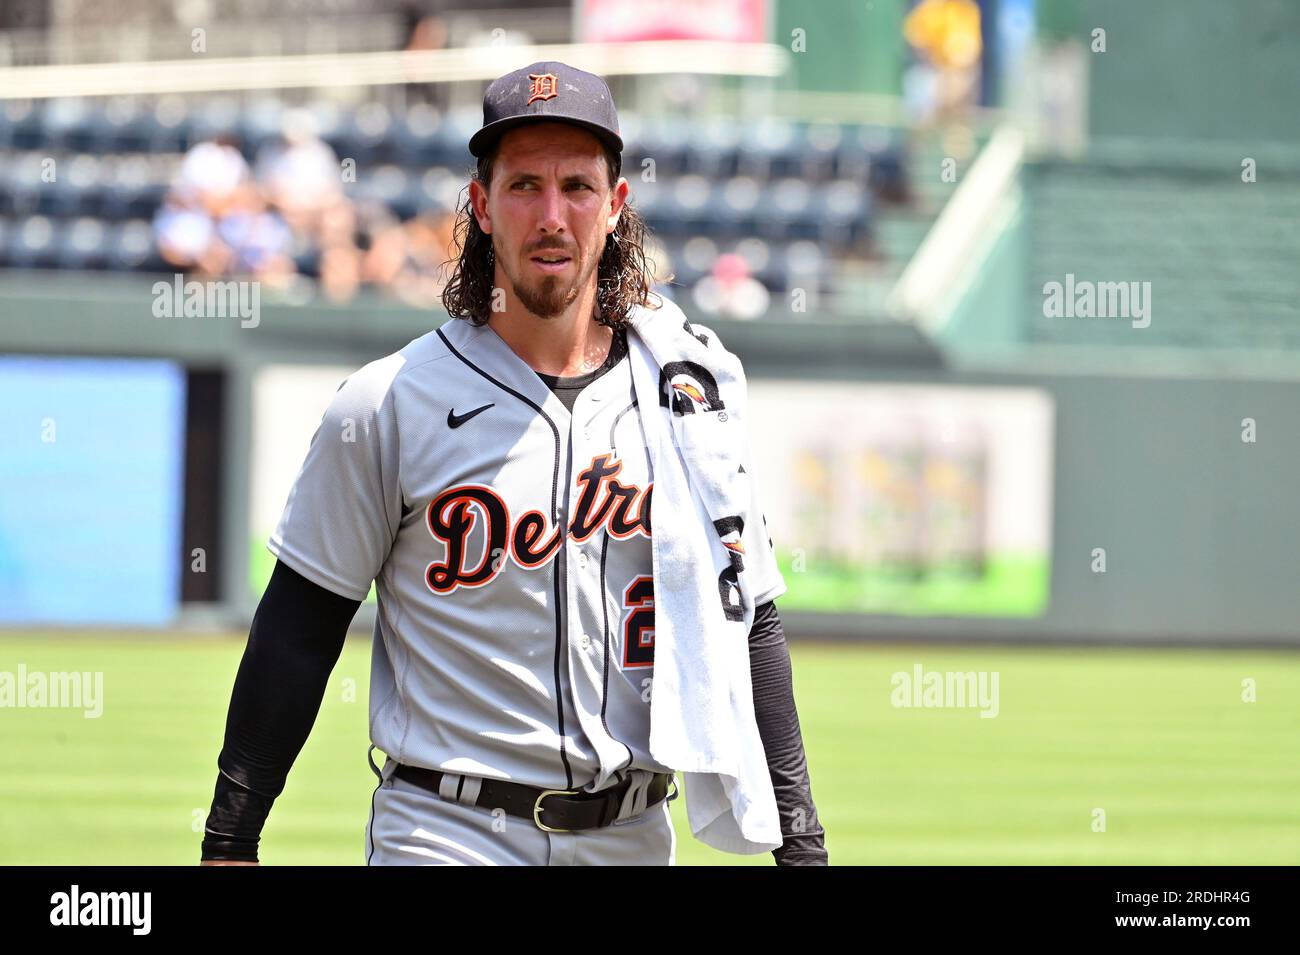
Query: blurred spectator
172,134,250,216
214,184,295,286
154,200,220,272
903,0,983,126
155,139,295,285
136,90,869,308
401,0,450,52
255,109,344,236
692,252,770,320
314,199,363,302
319,243,363,302
362,206,457,308
400,0,450,110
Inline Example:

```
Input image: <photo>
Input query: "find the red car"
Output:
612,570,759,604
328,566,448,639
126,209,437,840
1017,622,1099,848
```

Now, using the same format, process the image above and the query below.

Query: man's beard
506,246,599,319
512,272,579,319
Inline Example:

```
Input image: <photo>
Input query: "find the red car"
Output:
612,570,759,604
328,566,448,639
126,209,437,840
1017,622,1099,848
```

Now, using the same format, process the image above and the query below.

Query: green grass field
1,634,1297,865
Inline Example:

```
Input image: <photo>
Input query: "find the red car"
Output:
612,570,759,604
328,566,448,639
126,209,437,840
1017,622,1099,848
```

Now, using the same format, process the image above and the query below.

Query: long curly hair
440,144,662,329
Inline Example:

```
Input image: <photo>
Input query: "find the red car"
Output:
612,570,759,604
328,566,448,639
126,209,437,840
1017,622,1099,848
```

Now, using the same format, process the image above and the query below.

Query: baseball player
201,61,826,866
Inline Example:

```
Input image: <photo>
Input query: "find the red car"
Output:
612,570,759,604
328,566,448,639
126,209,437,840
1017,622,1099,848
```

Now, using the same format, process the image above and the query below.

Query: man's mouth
530,251,572,272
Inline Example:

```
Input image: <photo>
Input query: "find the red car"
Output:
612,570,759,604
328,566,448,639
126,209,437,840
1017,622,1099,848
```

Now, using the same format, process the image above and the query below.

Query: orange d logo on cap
527,73,559,105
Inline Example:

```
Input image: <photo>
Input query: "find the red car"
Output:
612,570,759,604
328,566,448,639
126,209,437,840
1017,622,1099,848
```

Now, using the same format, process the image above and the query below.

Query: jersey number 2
622,575,655,668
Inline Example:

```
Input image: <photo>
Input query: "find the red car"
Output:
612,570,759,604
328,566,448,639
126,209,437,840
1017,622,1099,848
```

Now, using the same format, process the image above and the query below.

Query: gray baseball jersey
268,312,786,800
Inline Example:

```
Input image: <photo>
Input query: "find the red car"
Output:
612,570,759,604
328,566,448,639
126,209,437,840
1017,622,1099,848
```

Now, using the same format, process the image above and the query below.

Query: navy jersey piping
436,326,575,789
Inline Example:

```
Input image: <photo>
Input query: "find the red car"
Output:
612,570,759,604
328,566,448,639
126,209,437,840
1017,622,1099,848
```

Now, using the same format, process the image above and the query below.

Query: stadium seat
187,98,242,150
673,236,719,288
7,215,61,269
663,174,713,238
88,98,153,154
782,239,827,292
49,155,106,220
393,103,443,167
0,153,44,218
615,112,644,170
418,166,463,215
363,164,415,219
687,117,741,179
108,219,165,272
632,116,692,180
716,176,761,238
818,179,872,246
341,102,395,167
835,124,895,181
4,101,45,151
626,175,660,221
738,118,800,180
238,98,288,159
431,110,479,171
0,104,14,149
56,217,110,271
867,148,908,202
30,159,70,219
733,236,775,288
799,122,843,182
101,157,167,222
148,97,190,154
759,176,816,241
40,98,94,152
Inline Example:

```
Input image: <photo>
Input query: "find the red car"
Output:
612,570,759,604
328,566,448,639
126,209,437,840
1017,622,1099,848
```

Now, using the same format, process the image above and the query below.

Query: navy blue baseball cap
469,61,624,172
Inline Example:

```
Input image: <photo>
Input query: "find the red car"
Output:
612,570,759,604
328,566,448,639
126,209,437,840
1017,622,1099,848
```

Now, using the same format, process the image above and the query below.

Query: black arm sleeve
201,559,362,862
749,599,828,866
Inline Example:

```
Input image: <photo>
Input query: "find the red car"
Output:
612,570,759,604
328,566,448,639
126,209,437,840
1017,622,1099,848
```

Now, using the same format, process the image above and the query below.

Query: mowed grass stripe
1,636,1297,865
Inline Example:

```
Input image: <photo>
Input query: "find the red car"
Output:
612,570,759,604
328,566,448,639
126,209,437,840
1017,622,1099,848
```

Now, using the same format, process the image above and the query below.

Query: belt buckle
533,788,578,833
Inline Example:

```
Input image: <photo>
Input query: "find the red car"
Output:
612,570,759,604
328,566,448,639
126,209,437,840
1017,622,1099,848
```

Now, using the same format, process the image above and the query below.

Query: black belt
392,764,675,833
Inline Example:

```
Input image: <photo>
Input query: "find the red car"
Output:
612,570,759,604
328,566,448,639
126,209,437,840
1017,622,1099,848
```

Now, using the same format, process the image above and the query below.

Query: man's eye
507,181,590,191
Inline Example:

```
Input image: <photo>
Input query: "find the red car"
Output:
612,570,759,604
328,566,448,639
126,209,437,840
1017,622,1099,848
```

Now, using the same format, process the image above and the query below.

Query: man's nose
536,183,565,234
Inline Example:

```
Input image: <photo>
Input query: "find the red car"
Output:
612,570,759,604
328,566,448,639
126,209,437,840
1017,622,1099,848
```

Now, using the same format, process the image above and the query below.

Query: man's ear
606,177,629,233
469,178,492,235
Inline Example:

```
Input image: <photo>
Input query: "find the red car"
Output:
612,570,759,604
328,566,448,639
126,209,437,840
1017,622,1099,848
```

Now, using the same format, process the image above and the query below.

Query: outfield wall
820,353,1300,646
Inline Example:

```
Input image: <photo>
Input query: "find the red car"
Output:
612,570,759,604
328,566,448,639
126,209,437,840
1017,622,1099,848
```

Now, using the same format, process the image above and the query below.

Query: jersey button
576,552,588,570
579,633,592,652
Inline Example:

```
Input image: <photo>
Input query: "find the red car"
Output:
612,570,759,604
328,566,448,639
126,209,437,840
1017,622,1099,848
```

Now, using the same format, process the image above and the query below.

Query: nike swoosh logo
448,403,494,428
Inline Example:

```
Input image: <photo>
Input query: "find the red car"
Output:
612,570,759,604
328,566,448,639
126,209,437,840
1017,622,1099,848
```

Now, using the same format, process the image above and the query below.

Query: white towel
625,297,783,855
